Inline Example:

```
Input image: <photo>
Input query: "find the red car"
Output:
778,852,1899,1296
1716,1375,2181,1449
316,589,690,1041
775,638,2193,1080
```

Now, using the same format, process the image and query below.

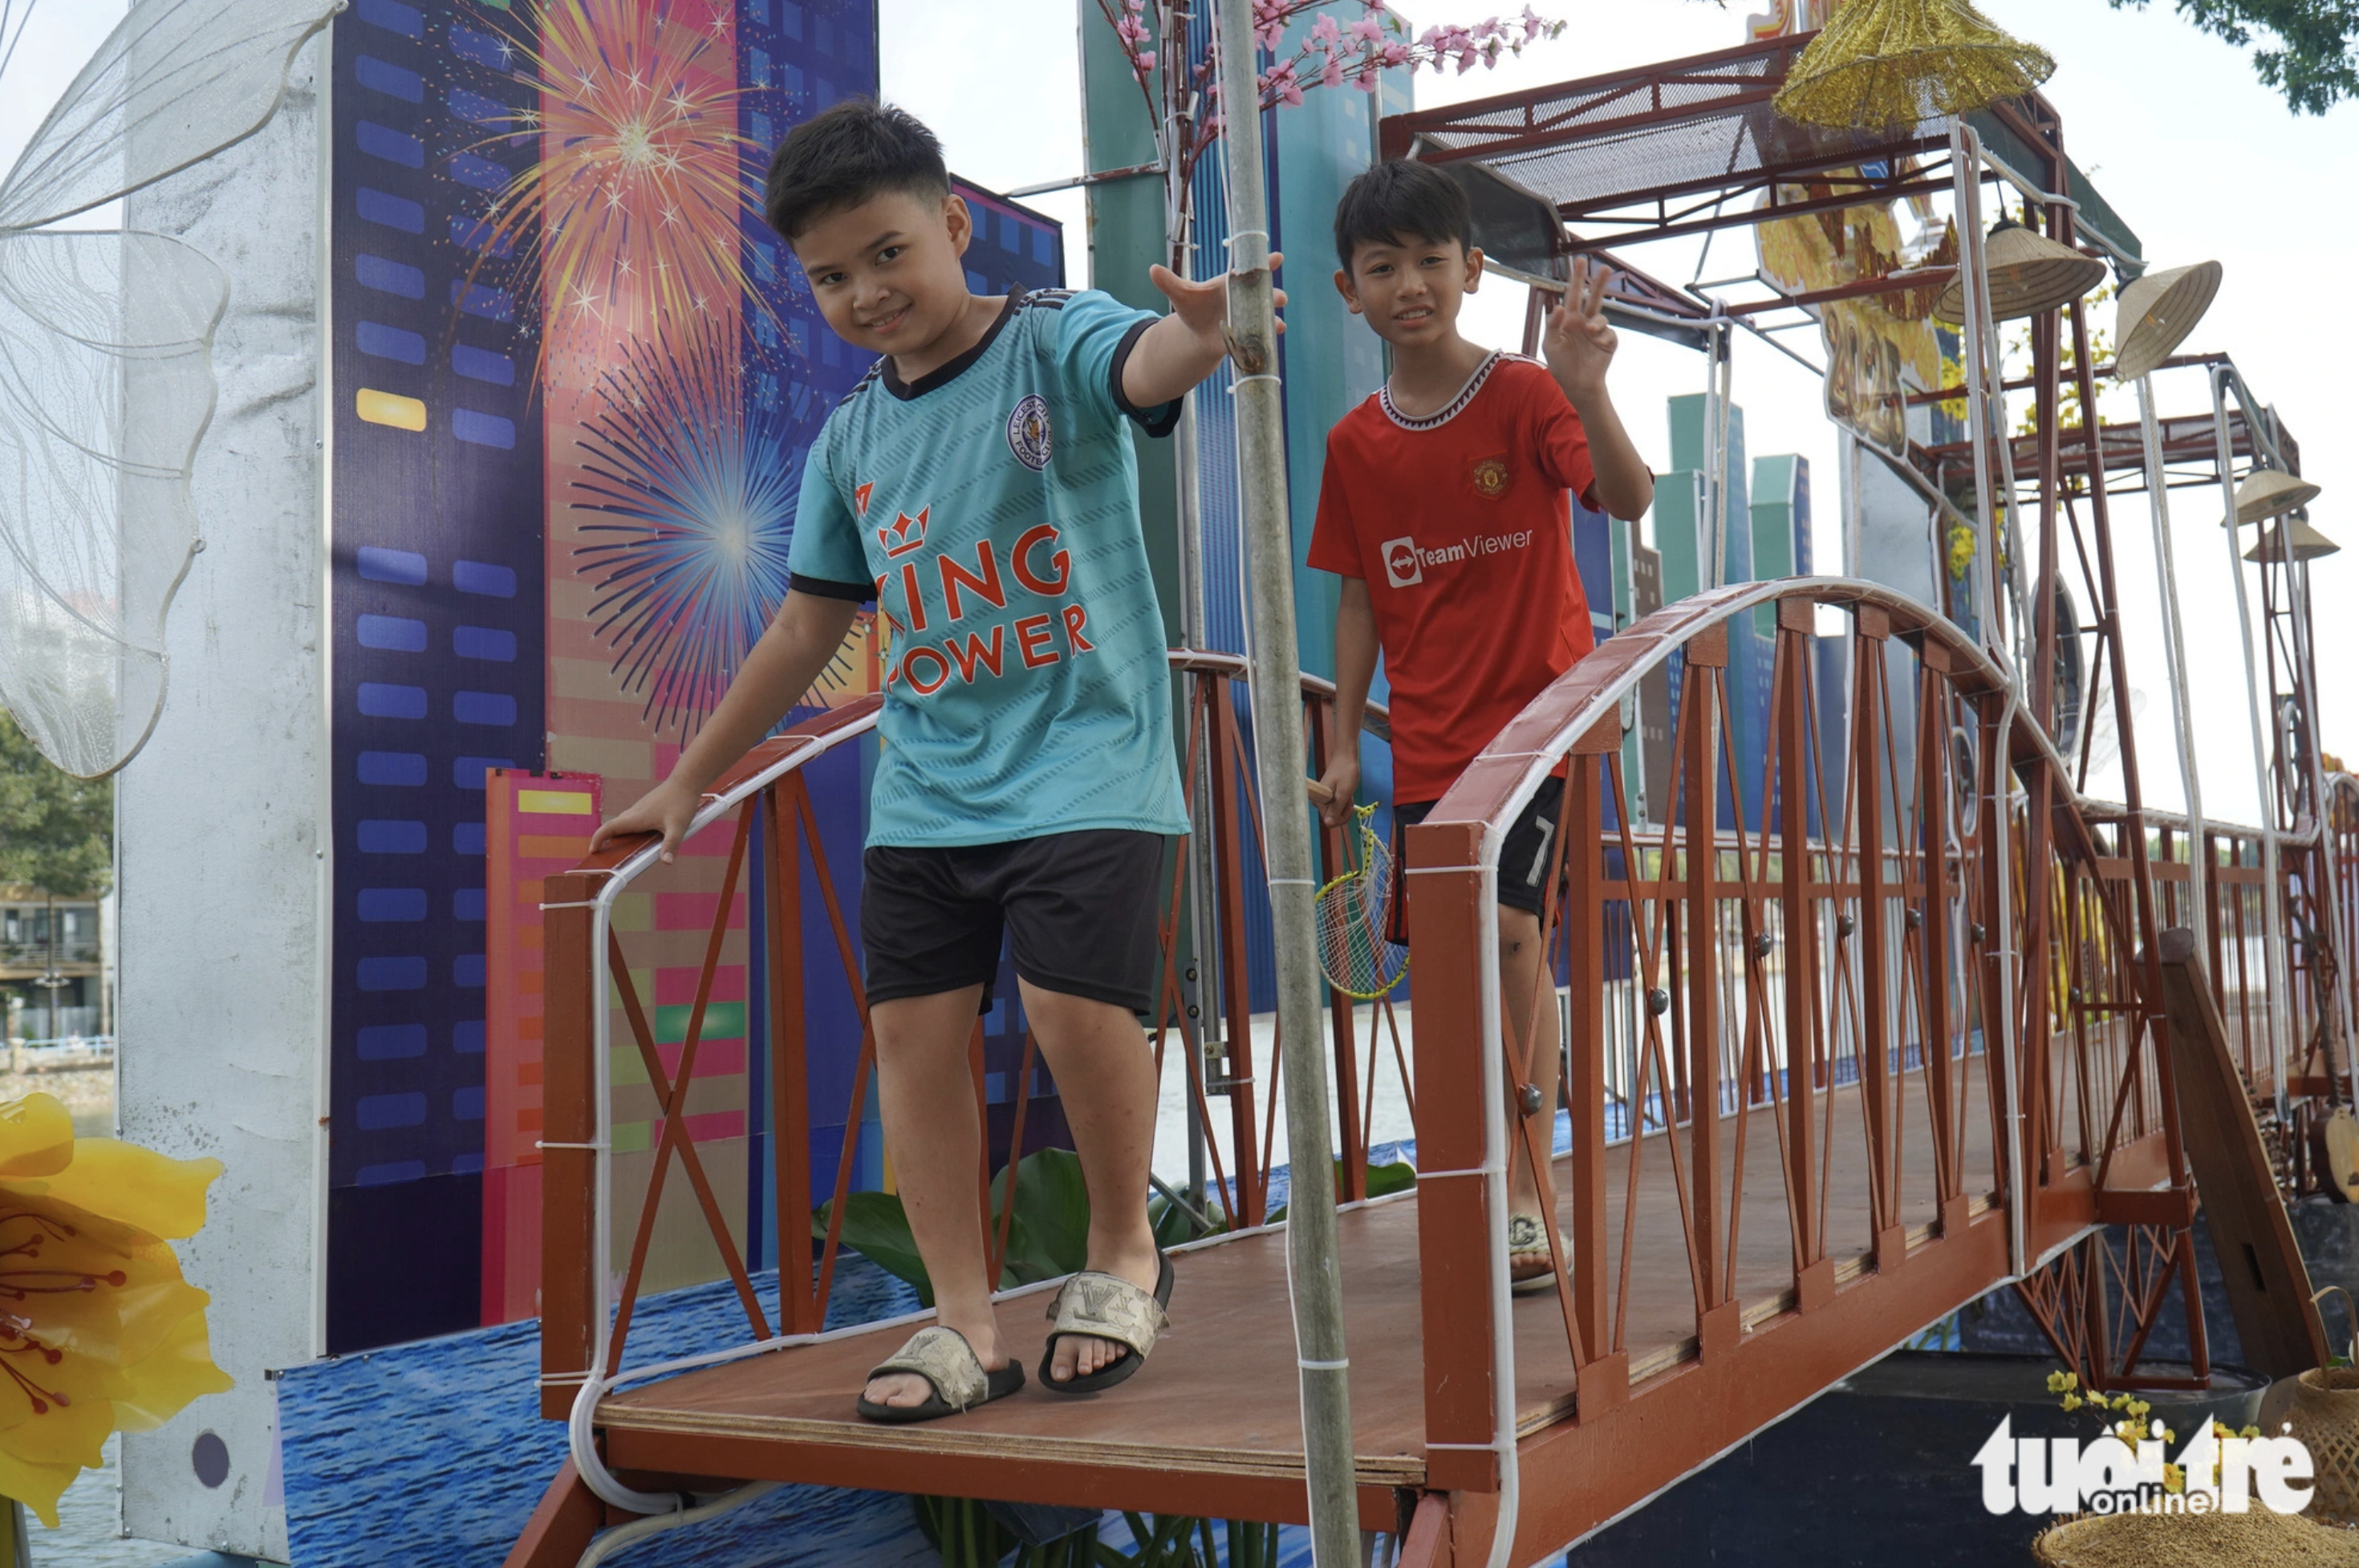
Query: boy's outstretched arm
589,589,862,862
1544,257,1656,522
1122,255,1288,410
1314,575,1378,830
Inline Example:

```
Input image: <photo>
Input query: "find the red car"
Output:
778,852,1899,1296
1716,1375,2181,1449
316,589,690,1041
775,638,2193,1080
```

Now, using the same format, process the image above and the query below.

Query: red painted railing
525,579,2331,1554
534,652,1399,1423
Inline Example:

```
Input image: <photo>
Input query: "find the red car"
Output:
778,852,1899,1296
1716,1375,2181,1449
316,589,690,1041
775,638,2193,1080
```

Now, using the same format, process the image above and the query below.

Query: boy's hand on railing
588,777,701,866
1313,754,1359,829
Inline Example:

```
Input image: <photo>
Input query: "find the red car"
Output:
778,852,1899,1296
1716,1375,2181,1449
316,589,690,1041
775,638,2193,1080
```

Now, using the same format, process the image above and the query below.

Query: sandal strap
866,1326,989,1411
1045,1269,1169,1360
1506,1213,1547,1251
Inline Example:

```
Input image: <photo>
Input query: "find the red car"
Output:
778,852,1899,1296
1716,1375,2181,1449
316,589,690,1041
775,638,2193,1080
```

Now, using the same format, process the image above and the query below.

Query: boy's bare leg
1018,978,1163,1385
862,983,1001,1409
1500,904,1562,1274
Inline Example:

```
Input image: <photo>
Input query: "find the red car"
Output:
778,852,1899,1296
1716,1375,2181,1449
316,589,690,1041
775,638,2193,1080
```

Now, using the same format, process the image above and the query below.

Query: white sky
6,1,2351,824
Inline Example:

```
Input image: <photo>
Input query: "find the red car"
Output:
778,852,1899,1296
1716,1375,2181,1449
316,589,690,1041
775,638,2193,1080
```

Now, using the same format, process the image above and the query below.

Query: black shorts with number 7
1387,775,1566,946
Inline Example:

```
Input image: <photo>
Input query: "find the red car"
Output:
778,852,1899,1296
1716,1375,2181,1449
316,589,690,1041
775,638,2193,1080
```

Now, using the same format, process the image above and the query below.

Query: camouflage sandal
1037,1251,1175,1395
1508,1213,1565,1296
855,1325,1024,1424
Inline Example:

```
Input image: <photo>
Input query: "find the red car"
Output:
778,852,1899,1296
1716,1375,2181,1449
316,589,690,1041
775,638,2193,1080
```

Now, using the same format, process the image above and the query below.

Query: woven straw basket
2262,1286,2359,1528
2032,1508,2359,1563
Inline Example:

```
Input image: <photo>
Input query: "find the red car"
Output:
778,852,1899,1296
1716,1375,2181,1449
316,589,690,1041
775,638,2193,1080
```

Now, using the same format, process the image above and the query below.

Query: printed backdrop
327,0,1066,1352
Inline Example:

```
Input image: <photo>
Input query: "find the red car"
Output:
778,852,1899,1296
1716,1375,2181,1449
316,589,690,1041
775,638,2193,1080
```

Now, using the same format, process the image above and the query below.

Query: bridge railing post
538,868,599,1422
1405,813,1501,1494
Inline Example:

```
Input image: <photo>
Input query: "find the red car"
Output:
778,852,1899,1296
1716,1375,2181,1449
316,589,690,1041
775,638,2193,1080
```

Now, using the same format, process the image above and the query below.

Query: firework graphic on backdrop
573,320,867,737
461,0,792,366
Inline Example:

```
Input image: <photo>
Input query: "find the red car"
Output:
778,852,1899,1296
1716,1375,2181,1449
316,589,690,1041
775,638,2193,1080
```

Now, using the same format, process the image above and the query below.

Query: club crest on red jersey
1470,455,1510,499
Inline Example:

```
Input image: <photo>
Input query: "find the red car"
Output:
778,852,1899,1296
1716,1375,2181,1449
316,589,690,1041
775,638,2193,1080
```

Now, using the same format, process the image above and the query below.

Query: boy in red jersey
1309,159,1653,1291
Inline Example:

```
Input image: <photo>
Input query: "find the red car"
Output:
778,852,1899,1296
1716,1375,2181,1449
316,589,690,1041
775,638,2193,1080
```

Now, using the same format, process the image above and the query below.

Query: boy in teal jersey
592,101,1281,1421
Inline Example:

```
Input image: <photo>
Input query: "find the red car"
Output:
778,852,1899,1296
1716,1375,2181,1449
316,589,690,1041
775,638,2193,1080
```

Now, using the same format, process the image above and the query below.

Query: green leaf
1268,1159,1417,1225
814,1190,932,1305
1147,1192,1207,1249
997,1147,1093,1276
993,1207,1071,1290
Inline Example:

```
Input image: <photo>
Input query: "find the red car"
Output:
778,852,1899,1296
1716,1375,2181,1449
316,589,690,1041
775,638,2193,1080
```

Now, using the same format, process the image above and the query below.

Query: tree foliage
0,711,112,896
2117,0,2359,113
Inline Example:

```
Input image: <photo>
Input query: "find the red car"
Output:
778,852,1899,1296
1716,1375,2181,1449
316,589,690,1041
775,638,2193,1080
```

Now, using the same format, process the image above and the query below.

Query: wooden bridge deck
596,1063,2058,1542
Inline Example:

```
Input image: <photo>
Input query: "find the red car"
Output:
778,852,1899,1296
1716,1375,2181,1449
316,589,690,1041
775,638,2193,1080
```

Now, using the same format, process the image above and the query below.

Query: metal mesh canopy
1396,37,1946,225
1387,33,2142,273
0,0,342,778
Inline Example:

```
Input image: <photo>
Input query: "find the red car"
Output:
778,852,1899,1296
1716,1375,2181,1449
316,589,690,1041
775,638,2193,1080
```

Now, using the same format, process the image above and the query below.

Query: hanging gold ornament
1773,0,2057,131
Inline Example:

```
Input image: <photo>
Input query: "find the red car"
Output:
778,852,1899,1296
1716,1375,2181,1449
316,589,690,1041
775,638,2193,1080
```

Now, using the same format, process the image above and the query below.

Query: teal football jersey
787,289,1190,848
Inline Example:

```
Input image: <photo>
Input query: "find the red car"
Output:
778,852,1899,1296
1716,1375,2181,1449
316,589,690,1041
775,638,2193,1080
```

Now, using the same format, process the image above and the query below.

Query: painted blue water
287,1097,1838,1563
278,1256,936,1566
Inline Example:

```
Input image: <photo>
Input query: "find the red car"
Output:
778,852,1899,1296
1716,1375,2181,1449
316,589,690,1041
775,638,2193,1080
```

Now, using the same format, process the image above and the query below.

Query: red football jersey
1308,351,1601,803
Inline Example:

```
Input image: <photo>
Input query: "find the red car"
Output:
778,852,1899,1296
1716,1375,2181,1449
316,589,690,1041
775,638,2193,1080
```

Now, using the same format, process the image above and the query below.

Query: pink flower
1116,15,1149,43
1310,11,1341,47
1521,5,1545,42
1134,50,1157,76
1253,0,1294,49
1347,17,1383,45
1379,40,1409,67
1353,65,1380,91
1320,52,1346,87
1260,59,1305,106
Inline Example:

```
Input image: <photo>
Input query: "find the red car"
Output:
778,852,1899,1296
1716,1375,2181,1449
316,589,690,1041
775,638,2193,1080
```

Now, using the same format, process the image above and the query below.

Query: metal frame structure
501,32,2335,1568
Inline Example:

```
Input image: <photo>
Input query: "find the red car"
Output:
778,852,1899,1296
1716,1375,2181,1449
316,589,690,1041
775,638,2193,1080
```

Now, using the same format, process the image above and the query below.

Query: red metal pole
765,782,819,1334
538,870,599,1421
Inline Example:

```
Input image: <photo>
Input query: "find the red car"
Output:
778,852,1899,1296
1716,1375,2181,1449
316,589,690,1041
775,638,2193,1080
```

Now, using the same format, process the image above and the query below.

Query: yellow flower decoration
1946,522,1977,583
2045,1370,2077,1393
0,1094,229,1526
2163,1463,2186,1494
2125,1399,2150,1420
2061,1392,2082,1411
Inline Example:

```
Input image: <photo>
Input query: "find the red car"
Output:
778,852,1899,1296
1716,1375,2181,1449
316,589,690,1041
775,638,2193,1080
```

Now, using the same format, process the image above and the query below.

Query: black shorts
860,830,1168,1015
1388,775,1566,944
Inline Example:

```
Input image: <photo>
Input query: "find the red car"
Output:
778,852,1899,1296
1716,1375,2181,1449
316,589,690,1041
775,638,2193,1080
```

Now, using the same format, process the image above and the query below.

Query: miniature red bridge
501,34,2339,1568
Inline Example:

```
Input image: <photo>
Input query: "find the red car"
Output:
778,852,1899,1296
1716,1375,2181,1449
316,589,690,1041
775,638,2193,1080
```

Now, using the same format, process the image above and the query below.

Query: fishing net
0,0,339,778
1314,803,1410,1000
1772,0,2054,131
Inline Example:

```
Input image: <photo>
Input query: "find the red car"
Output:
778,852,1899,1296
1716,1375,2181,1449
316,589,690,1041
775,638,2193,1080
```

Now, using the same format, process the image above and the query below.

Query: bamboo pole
1209,3,1357,1561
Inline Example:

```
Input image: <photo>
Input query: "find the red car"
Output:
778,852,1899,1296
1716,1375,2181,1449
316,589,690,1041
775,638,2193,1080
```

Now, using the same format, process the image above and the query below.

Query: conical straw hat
1933,220,2108,324
2243,517,2340,563
2111,260,2223,380
1774,0,2055,130
2226,467,2323,525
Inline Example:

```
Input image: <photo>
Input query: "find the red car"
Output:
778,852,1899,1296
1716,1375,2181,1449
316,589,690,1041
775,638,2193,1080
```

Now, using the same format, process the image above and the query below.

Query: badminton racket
1306,779,1410,999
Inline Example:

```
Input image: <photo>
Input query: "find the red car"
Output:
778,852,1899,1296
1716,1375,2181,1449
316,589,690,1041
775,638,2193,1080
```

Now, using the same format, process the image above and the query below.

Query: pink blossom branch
1089,2,1565,270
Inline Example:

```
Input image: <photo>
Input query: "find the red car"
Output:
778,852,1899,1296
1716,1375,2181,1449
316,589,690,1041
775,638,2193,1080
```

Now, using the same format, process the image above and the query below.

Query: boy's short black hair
1334,159,1469,271
762,99,951,241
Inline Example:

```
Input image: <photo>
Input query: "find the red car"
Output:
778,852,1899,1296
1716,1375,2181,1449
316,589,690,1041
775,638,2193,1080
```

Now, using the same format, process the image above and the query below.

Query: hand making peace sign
1542,254,1618,399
